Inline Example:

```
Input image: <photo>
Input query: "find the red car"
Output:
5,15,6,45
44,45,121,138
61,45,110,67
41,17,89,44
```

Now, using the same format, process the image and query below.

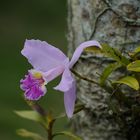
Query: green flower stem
47,120,55,140
25,100,54,139
26,100,56,140
25,100,47,116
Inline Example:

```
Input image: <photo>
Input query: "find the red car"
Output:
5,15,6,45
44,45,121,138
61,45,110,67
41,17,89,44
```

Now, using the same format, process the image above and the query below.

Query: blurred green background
0,0,70,139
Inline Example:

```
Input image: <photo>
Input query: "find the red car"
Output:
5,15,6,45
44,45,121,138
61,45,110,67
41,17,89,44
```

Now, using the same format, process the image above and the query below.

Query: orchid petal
43,65,65,82
69,40,101,68
21,39,68,72
54,68,74,92
64,80,76,118
54,68,76,117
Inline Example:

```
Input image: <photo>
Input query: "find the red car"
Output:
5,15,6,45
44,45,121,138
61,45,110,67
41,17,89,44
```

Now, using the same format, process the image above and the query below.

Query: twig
103,0,140,26
47,120,55,140
110,84,121,98
89,7,109,39
119,41,140,46
71,69,99,85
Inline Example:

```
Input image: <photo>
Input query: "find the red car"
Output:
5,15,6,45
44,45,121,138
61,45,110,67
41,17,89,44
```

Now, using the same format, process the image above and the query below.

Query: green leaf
128,46,140,57
54,104,84,121
84,43,130,65
128,46,140,59
15,110,43,122
53,131,82,140
101,44,129,65
134,46,140,54
17,129,44,140
74,104,85,114
127,60,140,72
113,76,139,90
84,45,102,53
100,63,122,85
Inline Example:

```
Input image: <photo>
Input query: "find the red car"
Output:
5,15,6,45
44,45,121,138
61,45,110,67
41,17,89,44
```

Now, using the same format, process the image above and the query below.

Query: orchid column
67,0,140,140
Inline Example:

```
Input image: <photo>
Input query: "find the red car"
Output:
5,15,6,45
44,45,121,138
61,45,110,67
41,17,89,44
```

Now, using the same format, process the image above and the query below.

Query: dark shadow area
0,0,70,140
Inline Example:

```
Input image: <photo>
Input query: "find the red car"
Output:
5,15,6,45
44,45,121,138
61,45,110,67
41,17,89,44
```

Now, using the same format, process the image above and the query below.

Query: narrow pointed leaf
84,44,129,65
132,46,140,57
100,63,122,85
84,45,102,53
15,110,42,122
113,76,139,90
127,60,140,72
54,104,84,120
74,104,85,114
128,46,140,59
101,44,129,65
17,129,44,140
134,46,140,54
53,131,82,140
54,113,66,120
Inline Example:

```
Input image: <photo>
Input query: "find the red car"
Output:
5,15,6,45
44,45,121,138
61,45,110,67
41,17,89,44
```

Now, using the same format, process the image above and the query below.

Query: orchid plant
16,39,140,140
20,39,101,118
16,39,101,140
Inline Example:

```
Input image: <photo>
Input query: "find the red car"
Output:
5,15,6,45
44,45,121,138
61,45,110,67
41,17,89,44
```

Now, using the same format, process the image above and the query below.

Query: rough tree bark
67,0,140,140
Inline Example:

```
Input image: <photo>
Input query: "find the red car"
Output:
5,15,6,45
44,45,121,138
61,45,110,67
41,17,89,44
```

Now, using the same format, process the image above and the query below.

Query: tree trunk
67,0,140,140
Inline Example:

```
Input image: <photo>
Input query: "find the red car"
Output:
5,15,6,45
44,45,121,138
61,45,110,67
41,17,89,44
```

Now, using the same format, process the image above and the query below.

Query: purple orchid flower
20,39,101,118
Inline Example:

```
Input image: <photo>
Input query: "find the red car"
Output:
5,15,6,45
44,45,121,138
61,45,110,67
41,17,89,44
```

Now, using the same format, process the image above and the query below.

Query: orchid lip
29,69,47,84
20,69,47,100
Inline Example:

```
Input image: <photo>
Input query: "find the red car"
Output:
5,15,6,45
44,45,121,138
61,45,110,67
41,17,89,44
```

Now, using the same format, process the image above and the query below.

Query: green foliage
101,44,130,65
17,129,44,140
53,131,82,140
86,44,140,91
15,44,140,140
84,43,130,65
134,46,140,54
127,60,140,72
100,62,121,86
15,103,84,140
113,76,139,90
15,110,44,122
84,45,102,53
74,104,85,114
96,44,140,138
129,46,140,57
54,104,84,120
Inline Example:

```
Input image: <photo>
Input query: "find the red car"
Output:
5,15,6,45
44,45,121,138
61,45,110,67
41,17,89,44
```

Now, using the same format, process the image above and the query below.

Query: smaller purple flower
20,70,47,100
20,39,101,117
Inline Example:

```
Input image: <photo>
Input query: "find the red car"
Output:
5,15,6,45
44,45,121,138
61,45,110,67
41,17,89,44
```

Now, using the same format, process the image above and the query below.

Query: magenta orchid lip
20,70,46,101
20,39,101,117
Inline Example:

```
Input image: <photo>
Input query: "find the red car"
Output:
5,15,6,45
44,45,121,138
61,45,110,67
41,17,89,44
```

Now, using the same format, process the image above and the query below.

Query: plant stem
25,100,47,116
71,69,114,94
25,100,51,138
71,69,99,85
47,120,55,140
